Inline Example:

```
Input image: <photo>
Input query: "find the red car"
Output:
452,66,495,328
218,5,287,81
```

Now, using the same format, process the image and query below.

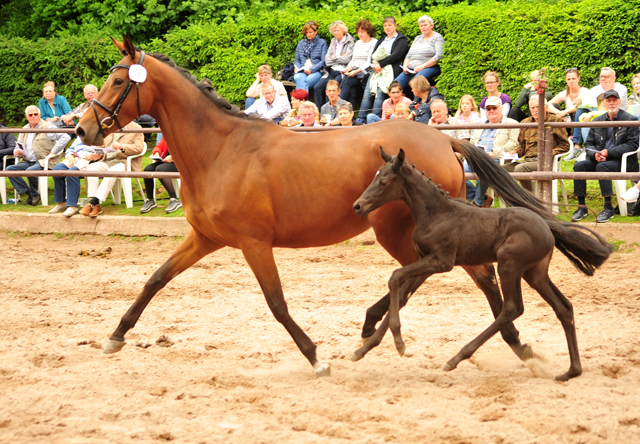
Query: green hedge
1,0,639,125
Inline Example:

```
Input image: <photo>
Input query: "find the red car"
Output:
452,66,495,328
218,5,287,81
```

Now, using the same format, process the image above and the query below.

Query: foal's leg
239,238,329,377
523,259,582,381
104,229,223,353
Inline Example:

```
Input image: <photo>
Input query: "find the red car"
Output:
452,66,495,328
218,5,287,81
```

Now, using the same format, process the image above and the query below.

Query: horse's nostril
75,126,85,138
353,204,360,211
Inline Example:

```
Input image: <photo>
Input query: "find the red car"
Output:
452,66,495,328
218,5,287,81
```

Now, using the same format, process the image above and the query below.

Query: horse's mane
403,162,452,199
149,52,253,120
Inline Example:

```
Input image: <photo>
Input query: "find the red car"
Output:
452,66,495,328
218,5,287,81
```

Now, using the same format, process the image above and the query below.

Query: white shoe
48,204,67,214
62,207,79,217
621,186,640,203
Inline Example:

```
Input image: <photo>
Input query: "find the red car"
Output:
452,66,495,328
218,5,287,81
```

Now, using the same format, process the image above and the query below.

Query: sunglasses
27,113,40,117
485,106,499,111
565,67,578,73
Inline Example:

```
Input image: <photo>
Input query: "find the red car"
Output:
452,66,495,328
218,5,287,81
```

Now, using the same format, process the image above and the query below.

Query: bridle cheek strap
90,51,146,138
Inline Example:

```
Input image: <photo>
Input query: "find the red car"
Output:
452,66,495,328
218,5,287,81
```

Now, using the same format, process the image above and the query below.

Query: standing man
502,96,569,192
61,84,98,126
244,83,291,124
319,80,349,126
571,90,638,223
7,106,70,205
590,67,628,111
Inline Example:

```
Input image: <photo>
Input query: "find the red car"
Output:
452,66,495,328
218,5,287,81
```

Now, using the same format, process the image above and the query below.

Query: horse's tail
547,220,614,276
450,139,555,221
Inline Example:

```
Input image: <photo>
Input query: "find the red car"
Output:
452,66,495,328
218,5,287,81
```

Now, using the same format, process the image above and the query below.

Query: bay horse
76,36,527,376
352,148,613,381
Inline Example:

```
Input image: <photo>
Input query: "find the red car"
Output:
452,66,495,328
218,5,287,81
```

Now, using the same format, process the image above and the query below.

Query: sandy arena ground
0,230,639,443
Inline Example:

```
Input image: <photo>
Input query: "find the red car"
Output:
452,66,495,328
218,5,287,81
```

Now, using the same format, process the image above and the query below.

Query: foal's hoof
521,343,535,361
396,344,406,357
103,339,126,354
442,360,457,372
314,362,331,377
350,352,363,362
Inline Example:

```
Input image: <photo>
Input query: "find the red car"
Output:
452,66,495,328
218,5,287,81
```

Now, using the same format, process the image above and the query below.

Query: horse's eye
379,180,387,187
114,78,124,86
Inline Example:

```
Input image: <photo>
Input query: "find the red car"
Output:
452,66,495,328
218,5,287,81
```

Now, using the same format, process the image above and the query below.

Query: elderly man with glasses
590,67,628,111
6,106,70,205
244,83,291,124
61,84,99,127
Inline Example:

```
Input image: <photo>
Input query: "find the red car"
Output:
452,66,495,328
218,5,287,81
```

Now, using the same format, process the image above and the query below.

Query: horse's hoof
396,344,406,357
103,339,126,354
314,362,331,377
361,336,371,346
442,361,456,372
350,352,363,362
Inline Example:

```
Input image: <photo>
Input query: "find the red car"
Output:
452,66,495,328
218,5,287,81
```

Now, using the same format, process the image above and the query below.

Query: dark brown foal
352,148,613,381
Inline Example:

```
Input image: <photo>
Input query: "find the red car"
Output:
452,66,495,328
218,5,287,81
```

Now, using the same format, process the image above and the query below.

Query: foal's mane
149,52,252,120
401,160,451,199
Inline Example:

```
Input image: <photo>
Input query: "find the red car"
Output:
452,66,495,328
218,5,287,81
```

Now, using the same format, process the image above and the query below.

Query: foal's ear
380,146,393,163
392,149,405,172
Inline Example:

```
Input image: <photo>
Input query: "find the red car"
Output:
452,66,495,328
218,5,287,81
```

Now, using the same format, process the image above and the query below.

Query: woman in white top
548,67,592,151
395,15,445,89
339,19,378,108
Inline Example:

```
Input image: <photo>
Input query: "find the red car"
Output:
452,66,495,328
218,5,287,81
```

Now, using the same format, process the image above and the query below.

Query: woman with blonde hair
314,20,355,106
38,81,72,127
454,94,481,124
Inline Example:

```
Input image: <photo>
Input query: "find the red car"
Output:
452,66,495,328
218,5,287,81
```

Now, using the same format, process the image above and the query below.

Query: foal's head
353,147,410,217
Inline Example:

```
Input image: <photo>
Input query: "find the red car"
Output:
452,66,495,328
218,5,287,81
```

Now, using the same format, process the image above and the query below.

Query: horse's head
76,35,154,146
353,147,407,218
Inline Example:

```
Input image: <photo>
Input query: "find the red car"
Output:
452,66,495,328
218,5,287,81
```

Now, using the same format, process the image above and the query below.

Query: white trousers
86,162,125,202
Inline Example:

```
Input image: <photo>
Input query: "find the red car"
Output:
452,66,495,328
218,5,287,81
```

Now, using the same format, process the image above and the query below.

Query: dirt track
1,231,639,443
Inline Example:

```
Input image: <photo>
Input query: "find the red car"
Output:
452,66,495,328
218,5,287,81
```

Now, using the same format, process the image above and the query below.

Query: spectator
510,70,554,122
79,121,145,217
7,106,70,205
428,99,470,140
393,102,411,119
479,71,512,120
0,120,17,169
139,138,181,214
38,81,72,128
454,94,482,125
298,102,322,127
293,21,328,92
467,96,520,207
48,138,97,217
339,19,377,109
590,67,628,111
244,83,291,124
407,76,444,124
395,15,445,90
367,80,412,124
314,21,355,106
502,96,569,192
627,73,640,108
547,67,593,160
358,16,409,120
280,89,314,127
319,80,348,126
571,90,638,223
336,103,362,126
245,65,287,110
61,84,98,127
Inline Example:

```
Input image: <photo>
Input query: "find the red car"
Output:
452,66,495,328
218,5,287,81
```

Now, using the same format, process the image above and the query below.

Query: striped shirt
406,32,445,70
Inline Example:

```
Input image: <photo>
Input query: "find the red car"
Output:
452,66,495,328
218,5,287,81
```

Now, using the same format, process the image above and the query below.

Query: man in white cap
572,89,638,223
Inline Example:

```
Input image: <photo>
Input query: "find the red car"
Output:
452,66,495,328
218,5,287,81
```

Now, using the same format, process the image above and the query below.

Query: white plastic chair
110,145,147,208
0,155,16,204
613,146,640,216
551,151,572,214
38,153,59,206
151,177,180,201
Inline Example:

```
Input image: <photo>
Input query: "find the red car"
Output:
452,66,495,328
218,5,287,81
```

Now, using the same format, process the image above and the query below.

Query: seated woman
393,102,411,120
140,138,181,214
454,94,482,125
339,19,377,109
547,68,593,159
336,102,362,126
314,21,355,106
407,76,444,124
395,15,445,90
38,81,72,128
367,80,412,124
627,73,640,110
245,65,287,109
479,71,512,120
293,21,328,92
510,69,554,122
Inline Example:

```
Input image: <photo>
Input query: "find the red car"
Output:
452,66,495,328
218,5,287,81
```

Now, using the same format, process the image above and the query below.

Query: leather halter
90,51,146,138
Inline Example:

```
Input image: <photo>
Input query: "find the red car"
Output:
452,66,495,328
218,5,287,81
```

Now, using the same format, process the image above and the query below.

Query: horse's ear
111,37,124,54
392,149,405,172
121,35,136,60
380,146,392,163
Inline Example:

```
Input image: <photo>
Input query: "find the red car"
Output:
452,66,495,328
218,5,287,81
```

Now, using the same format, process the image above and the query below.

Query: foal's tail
546,221,614,276
450,139,554,221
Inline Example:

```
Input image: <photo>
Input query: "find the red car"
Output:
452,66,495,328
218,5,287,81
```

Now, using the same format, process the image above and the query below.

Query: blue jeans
358,76,386,119
7,160,42,197
465,159,498,206
367,114,382,124
395,65,441,89
294,72,322,92
340,74,367,107
245,97,256,110
572,108,589,145
53,162,81,207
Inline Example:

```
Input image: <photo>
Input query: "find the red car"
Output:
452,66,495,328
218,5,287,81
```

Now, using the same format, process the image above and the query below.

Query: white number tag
129,64,147,83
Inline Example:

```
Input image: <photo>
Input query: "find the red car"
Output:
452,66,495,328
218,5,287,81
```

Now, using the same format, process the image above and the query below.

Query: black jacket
371,32,409,79
0,124,17,158
411,87,445,124
585,109,639,172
